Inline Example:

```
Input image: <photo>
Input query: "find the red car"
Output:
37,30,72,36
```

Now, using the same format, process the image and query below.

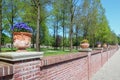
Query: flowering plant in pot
80,39,89,49
11,22,33,52
103,43,108,48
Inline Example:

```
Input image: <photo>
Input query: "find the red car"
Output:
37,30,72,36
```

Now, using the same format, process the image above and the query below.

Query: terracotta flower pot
80,43,89,49
97,44,101,48
13,32,32,52
103,43,107,48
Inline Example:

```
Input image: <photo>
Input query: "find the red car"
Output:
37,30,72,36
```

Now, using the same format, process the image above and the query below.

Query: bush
80,39,89,43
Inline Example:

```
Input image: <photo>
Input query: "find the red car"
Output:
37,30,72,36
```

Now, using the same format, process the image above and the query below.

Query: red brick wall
0,47,118,80
13,59,41,80
40,48,117,80
40,57,88,80
91,53,102,77
101,51,108,66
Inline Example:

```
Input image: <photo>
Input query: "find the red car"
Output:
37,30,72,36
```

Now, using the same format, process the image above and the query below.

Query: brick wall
0,46,119,80
40,57,88,80
0,61,13,80
13,59,41,80
91,53,101,76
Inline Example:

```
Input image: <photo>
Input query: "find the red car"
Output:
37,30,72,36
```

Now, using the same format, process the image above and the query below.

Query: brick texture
13,59,41,80
91,53,102,76
40,57,88,80
0,45,118,80
0,61,13,77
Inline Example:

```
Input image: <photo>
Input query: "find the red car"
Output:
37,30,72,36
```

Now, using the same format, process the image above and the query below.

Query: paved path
92,48,120,80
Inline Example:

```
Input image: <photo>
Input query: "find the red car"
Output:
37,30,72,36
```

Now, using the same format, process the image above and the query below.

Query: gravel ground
92,48,120,80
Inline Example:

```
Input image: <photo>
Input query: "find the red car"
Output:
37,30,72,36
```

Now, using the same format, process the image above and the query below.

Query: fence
0,46,119,80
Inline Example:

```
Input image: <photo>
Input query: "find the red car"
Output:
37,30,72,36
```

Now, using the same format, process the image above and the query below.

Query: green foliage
80,39,89,43
2,0,22,30
21,0,51,49
2,33,11,44
1,0,119,52
40,22,50,45
117,35,120,45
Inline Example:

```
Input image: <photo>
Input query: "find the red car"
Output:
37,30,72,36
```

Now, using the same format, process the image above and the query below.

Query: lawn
1,48,78,56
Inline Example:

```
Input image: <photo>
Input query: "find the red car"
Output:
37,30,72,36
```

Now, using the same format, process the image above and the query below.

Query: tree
69,0,74,51
68,0,79,51
80,0,90,39
110,31,118,44
73,0,83,50
36,0,40,51
51,0,63,50
0,0,2,52
95,15,111,43
2,0,21,50
30,0,51,51
117,34,120,45
2,33,11,44
19,0,51,51
19,0,38,48
87,0,105,47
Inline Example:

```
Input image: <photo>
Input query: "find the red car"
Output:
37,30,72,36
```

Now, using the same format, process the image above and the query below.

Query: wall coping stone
91,50,102,55
78,48,92,52
93,48,103,50
41,52,88,66
0,52,44,62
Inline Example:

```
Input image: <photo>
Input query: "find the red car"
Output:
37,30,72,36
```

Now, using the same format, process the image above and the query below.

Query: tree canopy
0,0,119,51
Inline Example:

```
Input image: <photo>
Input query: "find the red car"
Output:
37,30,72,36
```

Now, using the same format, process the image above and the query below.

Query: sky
101,0,120,35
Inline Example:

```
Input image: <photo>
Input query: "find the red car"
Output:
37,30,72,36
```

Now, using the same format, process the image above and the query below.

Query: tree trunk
36,3,40,51
76,25,78,50
70,2,73,52
32,33,35,48
10,0,14,51
11,21,13,51
0,0,2,52
62,0,65,51
70,25,73,52
63,24,65,51
53,23,56,50
55,15,59,50
11,17,14,51
62,11,65,51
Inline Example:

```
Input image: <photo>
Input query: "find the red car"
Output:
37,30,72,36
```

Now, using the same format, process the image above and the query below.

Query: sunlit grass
1,48,78,56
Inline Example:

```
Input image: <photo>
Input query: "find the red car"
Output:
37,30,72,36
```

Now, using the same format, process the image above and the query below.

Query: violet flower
11,22,33,32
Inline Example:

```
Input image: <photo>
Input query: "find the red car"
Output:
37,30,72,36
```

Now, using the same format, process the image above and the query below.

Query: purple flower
11,22,33,32
96,41,102,45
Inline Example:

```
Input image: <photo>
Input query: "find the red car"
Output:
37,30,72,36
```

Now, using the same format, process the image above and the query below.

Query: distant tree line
0,0,119,52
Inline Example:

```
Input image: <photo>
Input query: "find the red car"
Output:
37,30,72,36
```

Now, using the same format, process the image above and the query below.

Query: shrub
80,39,89,43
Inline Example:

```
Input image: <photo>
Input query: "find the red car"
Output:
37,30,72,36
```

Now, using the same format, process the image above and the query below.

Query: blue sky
101,0,120,35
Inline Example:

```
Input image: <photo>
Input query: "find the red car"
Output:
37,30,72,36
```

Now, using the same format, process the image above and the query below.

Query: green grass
1,48,78,56
1,48,16,52
44,50,77,56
